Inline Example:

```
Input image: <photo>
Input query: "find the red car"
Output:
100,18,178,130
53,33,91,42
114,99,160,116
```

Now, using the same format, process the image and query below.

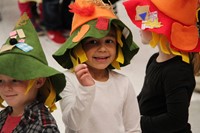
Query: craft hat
53,0,139,69
0,13,66,111
123,0,200,52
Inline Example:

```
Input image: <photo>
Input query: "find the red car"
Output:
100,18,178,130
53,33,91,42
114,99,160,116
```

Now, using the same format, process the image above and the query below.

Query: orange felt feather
171,22,198,51
69,3,95,16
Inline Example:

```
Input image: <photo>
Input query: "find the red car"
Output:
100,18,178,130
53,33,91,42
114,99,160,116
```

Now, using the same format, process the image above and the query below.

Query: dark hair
190,53,200,76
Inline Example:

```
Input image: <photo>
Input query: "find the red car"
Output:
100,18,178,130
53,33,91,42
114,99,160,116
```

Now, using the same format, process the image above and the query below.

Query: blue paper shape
139,12,147,20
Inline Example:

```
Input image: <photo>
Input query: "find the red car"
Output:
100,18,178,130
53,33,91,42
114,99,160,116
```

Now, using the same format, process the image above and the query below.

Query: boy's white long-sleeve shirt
60,70,141,133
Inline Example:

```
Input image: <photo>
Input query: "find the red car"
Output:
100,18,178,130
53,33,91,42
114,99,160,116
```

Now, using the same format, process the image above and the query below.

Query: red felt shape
95,17,109,30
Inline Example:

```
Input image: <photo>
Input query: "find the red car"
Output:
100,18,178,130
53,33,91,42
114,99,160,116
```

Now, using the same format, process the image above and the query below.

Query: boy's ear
36,78,46,88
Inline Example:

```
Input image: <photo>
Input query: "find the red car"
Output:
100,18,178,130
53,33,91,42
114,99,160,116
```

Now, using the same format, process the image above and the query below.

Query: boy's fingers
76,68,88,77
74,64,87,72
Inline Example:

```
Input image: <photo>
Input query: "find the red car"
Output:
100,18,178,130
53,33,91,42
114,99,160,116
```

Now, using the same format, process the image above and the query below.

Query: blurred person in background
42,0,73,44
18,0,45,35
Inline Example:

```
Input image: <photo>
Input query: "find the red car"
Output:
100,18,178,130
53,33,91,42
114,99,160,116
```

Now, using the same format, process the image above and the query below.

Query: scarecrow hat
53,0,139,69
123,0,200,52
0,13,66,111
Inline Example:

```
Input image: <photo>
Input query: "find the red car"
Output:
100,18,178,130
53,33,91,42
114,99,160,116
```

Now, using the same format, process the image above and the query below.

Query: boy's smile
82,30,117,70
0,74,39,112
93,55,110,62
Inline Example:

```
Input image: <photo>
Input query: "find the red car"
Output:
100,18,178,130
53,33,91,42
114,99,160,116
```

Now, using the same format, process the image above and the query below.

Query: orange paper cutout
72,24,90,42
171,22,198,51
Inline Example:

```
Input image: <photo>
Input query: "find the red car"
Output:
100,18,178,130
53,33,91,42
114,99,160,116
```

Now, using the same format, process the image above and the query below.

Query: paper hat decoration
53,0,139,69
123,0,200,52
0,13,66,111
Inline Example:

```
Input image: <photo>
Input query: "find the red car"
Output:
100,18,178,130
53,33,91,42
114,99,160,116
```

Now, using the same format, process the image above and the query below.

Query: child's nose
3,83,13,91
98,43,107,51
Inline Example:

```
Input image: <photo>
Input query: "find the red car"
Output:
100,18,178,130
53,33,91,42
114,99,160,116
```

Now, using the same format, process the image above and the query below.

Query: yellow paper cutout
144,18,162,29
180,52,189,63
116,45,124,64
159,35,170,54
25,79,36,95
70,51,79,68
44,79,57,112
0,97,5,108
111,60,120,70
0,44,15,53
17,29,26,38
149,32,190,63
111,45,124,69
74,44,88,64
69,44,88,69
149,32,159,48
170,47,181,56
159,43,170,54
116,29,123,47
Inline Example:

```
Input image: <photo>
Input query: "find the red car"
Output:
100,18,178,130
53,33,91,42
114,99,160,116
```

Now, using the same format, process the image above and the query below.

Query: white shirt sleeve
123,78,141,133
59,71,96,131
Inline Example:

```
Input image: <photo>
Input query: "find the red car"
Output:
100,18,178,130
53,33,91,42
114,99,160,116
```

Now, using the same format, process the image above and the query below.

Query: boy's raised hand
74,64,95,86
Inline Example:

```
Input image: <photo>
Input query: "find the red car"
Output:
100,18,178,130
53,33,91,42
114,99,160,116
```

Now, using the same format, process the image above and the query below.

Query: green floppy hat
0,13,66,102
53,0,139,69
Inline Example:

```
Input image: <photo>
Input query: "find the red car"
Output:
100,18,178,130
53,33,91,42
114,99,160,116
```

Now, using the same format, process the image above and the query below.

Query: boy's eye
12,80,23,84
12,79,19,82
0,80,3,88
105,39,114,44
9,80,24,86
88,40,98,45
0,78,27,89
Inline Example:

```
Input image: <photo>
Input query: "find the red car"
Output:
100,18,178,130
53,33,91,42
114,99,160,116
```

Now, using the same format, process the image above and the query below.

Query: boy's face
139,30,152,44
0,74,40,109
82,29,117,70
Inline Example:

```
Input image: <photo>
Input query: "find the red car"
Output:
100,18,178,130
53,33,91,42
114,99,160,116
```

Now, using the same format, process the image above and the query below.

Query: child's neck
11,106,24,117
156,45,175,62
87,66,109,81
